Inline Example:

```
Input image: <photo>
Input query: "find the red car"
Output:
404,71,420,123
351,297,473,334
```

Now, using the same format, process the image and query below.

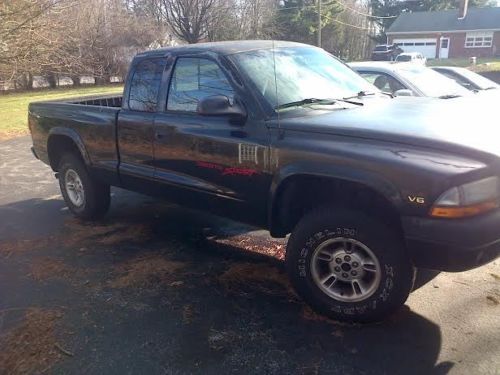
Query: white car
430,66,499,92
349,61,471,99
395,52,427,65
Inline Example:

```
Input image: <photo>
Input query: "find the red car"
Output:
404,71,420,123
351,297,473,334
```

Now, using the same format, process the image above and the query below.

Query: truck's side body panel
117,110,156,189
153,113,272,227
29,101,120,182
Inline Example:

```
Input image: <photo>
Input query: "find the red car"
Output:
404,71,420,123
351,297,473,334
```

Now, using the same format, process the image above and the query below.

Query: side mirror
197,95,247,124
394,89,414,97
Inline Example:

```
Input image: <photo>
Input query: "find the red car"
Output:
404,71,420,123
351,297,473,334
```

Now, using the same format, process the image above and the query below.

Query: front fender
268,161,404,233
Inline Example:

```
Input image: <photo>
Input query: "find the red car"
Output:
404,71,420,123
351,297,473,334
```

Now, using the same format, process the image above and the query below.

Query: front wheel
58,153,110,220
286,208,415,323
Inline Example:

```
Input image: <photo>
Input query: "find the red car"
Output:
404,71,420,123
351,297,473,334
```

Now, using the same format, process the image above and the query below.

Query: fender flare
47,127,91,167
268,162,404,235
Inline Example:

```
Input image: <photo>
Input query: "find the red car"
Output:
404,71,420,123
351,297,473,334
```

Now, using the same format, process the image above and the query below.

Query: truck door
117,58,166,191
153,55,271,226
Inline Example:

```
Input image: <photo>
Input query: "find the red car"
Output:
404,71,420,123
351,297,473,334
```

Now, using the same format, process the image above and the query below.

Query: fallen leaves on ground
218,262,293,297
213,234,286,260
0,308,65,375
301,306,348,326
182,305,195,324
490,273,500,282
486,295,499,305
109,254,186,288
62,218,152,247
0,238,53,256
207,329,240,351
0,129,29,142
29,257,77,281
0,220,153,257
485,288,500,306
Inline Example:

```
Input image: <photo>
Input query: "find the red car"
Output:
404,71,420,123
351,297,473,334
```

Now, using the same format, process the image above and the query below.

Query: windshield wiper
439,94,462,99
344,91,377,100
275,97,364,110
275,98,336,110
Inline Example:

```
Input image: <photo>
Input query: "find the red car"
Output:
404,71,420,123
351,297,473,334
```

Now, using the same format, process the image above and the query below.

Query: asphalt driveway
0,136,499,375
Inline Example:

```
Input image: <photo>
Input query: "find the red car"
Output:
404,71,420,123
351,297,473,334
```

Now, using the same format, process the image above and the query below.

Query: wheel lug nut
335,258,342,264
335,266,341,272
351,271,357,276
344,255,351,262
342,272,348,278
352,262,359,268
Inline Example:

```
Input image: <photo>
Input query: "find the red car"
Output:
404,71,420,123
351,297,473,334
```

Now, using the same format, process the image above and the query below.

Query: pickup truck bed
71,96,122,107
29,95,123,185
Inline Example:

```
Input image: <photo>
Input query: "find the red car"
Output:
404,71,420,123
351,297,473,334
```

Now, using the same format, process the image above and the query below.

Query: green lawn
426,58,500,72
0,85,123,139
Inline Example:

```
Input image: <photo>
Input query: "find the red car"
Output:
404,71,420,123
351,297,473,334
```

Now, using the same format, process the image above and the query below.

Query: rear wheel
286,208,415,323
58,153,110,220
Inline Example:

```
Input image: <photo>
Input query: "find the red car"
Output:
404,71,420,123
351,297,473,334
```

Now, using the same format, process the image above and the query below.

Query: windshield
396,55,412,62
396,65,471,98
231,47,377,109
453,68,499,90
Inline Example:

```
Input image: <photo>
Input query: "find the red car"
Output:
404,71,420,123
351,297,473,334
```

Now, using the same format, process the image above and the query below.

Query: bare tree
158,0,222,43
0,0,84,89
205,0,277,41
1,0,161,89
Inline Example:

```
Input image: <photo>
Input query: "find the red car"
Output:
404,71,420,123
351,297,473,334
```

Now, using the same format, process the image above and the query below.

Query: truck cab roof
136,40,310,58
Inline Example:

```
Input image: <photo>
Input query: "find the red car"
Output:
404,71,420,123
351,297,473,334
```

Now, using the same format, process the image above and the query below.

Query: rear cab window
128,59,166,112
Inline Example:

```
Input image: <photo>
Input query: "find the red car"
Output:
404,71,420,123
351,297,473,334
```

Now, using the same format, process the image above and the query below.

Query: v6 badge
407,195,425,205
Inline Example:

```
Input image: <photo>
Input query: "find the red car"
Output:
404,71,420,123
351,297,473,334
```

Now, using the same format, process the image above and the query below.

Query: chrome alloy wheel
311,237,381,302
64,169,85,207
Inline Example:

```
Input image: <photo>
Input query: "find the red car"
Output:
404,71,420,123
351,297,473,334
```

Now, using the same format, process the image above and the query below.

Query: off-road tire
58,153,110,220
286,208,415,323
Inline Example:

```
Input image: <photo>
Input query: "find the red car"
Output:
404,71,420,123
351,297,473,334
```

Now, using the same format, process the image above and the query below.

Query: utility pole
317,0,322,47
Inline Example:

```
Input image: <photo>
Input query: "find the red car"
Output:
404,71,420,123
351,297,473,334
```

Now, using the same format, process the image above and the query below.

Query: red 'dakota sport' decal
196,161,259,177
221,167,259,176
196,161,224,171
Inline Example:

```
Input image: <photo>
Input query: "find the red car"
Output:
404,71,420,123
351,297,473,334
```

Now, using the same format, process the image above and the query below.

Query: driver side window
360,72,405,95
167,57,235,112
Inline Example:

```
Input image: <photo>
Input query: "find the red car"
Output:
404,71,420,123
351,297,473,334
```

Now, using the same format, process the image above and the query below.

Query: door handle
155,131,167,140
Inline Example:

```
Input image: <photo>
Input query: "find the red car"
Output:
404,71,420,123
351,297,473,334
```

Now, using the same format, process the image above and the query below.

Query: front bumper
403,210,500,272
31,146,39,159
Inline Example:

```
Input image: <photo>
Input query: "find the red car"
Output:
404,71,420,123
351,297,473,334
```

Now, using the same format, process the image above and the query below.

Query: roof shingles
387,7,500,34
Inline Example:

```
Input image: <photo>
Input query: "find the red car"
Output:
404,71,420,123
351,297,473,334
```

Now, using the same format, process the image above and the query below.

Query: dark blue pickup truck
28,41,500,322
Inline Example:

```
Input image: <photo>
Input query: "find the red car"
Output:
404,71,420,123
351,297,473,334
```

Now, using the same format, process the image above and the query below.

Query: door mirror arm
394,89,414,97
197,95,247,125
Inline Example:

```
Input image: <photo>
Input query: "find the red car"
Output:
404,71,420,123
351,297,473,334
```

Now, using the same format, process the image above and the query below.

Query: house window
465,32,493,48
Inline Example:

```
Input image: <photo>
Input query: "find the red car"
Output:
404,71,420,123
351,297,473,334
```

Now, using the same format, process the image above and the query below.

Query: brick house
386,6,500,59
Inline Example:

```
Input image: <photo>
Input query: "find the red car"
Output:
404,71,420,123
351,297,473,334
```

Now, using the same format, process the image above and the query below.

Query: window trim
165,55,236,115
464,31,493,48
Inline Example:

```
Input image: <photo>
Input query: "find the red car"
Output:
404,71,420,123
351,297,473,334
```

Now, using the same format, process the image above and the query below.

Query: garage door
393,38,437,59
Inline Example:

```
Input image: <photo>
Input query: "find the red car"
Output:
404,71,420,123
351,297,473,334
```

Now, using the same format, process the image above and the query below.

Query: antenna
272,39,280,130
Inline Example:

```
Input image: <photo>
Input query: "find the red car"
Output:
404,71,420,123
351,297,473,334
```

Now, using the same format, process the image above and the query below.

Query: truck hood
282,96,500,160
